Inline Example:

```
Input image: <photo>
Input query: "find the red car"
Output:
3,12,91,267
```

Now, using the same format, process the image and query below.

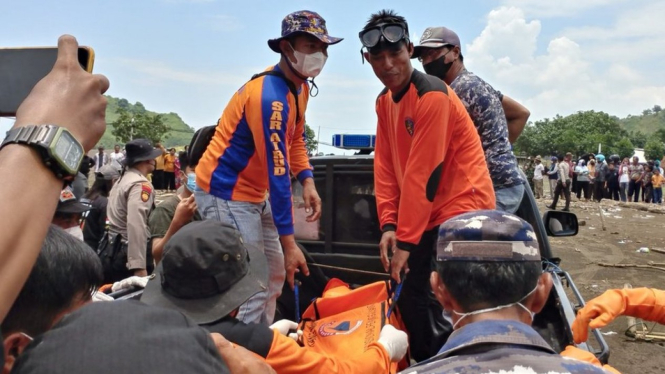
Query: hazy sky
2,0,664,153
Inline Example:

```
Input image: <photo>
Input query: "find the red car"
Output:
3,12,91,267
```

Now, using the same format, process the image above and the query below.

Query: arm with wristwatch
0,35,109,322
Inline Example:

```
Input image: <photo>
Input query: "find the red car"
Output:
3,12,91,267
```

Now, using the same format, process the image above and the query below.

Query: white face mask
289,43,327,78
65,226,84,241
451,282,539,330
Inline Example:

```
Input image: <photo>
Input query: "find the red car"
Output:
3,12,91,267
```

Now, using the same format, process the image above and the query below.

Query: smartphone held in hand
0,46,95,116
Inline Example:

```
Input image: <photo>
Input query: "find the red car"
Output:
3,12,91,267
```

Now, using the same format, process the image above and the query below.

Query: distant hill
619,107,665,135
97,96,195,148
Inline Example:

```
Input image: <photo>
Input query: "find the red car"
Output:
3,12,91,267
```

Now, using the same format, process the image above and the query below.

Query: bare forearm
507,118,527,143
0,145,62,320
502,95,530,143
280,234,297,250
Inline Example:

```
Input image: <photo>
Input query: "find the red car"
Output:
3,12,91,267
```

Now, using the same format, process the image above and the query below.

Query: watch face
53,130,83,173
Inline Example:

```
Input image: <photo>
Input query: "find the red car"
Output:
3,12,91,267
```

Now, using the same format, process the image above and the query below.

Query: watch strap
3,126,37,147
1,125,57,149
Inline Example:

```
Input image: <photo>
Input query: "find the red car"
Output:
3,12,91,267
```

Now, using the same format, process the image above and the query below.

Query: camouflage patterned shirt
400,319,612,374
450,70,525,190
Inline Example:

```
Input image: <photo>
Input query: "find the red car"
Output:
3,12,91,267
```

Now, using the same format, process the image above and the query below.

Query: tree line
513,110,665,161
112,104,319,155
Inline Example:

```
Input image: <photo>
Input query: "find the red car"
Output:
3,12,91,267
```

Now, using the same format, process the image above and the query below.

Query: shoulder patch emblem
59,187,76,203
141,183,152,203
405,117,414,136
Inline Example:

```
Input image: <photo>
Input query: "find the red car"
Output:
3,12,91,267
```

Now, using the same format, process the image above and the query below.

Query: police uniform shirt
107,168,155,270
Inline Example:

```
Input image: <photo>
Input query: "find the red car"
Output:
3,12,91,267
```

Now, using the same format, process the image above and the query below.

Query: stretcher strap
307,263,391,278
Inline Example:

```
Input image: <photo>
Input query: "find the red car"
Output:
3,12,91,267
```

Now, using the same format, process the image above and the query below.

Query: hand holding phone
0,40,95,117
12,35,109,151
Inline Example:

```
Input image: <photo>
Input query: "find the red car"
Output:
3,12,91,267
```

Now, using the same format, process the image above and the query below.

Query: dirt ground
538,183,665,374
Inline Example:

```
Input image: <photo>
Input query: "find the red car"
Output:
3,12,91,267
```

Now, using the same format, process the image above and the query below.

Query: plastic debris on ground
636,247,650,253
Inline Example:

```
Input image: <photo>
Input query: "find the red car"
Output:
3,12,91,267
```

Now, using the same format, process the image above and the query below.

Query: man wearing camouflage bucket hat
196,10,342,325
401,210,613,373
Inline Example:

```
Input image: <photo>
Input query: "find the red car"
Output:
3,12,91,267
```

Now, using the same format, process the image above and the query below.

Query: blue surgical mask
186,172,198,192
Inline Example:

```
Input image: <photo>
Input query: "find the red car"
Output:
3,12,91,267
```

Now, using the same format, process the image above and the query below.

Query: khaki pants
549,179,558,198
533,178,544,199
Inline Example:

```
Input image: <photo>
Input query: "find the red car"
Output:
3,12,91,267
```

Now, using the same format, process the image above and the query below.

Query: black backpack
187,70,301,167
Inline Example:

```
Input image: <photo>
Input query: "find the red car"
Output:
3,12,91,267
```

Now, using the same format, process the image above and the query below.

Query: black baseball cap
141,220,268,324
412,26,462,59
124,138,163,166
11,300,229,374
55,186,91,214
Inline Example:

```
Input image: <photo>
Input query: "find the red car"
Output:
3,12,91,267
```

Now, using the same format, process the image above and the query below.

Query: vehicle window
292,177,325,241
332,172,382,244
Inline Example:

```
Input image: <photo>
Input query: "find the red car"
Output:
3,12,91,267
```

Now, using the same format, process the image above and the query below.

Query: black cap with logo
412,26,462,59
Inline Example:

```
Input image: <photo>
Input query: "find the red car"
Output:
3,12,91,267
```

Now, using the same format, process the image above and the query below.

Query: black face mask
423,51,453,80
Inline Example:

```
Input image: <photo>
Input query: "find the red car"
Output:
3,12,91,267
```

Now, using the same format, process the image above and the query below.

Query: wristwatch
0,125,83,182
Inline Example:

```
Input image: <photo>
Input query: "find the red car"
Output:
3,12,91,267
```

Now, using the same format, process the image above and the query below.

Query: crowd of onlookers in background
524,154,665,206
75,143,188,198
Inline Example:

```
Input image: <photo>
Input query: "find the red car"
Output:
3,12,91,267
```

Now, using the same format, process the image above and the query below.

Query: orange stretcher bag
297,279,410,373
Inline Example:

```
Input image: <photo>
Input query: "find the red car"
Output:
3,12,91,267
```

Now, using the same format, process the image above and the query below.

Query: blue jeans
195,192,285,325
654,187,663,204
619,182,628,202
495,183,525,214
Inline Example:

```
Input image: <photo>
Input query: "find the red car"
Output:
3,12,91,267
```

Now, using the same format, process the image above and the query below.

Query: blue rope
387,275,406,319
295,281,301,323
543,259,563,273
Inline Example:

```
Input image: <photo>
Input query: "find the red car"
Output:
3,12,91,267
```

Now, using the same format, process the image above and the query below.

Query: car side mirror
543,211,578,237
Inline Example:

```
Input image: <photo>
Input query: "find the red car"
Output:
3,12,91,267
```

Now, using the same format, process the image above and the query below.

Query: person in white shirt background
109,144,126,171
532,156,545,199
618,157,631,202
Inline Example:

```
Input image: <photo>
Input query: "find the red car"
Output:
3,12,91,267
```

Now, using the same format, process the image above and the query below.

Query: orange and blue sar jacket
197,65,313,235
375,69,496,251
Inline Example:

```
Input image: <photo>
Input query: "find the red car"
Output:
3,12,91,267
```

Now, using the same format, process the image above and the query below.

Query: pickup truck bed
277,155,610,363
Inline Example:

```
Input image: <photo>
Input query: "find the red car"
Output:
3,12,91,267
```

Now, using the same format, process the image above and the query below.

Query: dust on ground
538,185,665,374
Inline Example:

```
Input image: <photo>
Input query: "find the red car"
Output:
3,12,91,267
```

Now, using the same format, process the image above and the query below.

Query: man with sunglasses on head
359,9,495,362
414,27,530,214
196,10,340,325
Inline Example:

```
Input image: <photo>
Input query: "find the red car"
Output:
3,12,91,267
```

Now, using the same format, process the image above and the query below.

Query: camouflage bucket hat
436,210,540,262
268,10,343,53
